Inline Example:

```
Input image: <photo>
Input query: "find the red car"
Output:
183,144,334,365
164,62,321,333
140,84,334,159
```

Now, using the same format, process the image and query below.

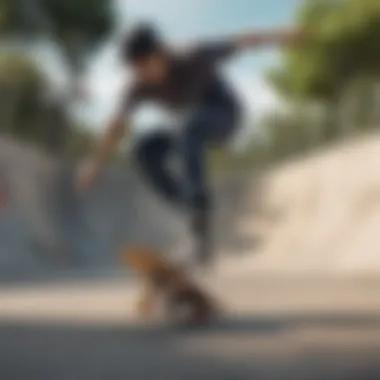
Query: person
76,23,302,267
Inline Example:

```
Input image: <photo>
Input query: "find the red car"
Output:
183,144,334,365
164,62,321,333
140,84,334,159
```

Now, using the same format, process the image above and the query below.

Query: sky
76,0,301,134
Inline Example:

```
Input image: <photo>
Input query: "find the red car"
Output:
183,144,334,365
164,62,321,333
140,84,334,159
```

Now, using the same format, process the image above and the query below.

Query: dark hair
121,23,163,64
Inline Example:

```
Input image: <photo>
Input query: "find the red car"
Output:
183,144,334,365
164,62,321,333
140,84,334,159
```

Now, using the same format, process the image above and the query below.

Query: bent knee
132,132,174,167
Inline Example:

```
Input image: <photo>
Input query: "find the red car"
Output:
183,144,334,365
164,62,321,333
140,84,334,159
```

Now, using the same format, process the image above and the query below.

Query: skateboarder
76,23,302,266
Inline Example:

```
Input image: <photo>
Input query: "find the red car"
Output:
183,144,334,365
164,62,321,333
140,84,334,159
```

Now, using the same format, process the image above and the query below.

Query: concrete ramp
3,133,380,281
0,138,185,280
0,137,253,281
226,133,380,276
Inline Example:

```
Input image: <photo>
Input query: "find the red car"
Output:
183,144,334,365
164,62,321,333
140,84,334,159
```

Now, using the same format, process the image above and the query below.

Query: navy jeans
133,105,239,211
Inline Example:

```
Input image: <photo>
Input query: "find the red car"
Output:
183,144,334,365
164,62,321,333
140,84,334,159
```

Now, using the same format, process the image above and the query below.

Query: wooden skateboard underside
119,247,218,325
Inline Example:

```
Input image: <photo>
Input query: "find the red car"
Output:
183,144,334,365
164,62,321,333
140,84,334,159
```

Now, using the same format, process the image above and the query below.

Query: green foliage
39,0,115,71
269,0,380,101
209,93,380,174
0,0,116,72
0,0,28,34
0,0,116,156
0,52,95,156
0,52,45,90
0,52,46,140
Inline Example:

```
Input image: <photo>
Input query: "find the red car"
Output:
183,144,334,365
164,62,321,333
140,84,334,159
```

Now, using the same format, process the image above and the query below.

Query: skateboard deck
119,247,218,326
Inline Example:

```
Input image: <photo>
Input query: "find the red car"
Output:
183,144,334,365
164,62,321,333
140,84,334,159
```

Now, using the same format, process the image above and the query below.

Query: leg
181,123,213,266
132,131,182,208
180,106,238,266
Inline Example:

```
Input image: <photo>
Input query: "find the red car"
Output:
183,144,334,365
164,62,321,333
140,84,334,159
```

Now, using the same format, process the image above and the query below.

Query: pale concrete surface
0,136,253,280
3,134,380,379
231,133,380,274
0,276,380,380
5,134,380,279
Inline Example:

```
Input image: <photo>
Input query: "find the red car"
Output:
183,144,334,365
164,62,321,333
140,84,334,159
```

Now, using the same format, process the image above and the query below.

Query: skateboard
119,247,218,326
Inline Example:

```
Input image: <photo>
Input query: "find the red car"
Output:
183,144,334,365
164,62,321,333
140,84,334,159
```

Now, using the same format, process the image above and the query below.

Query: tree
0,0,115,74
0,52,56,146
0,0,116,155
0,52,95,154
0,52,45,135
40,0,115,84
269,0,380,101
266,0,380,146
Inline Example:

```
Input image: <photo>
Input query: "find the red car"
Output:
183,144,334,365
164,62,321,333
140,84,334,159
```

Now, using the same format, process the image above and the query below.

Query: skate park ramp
2,132,380,281
0,136,254,282
223,132,380,276
2,135,380,379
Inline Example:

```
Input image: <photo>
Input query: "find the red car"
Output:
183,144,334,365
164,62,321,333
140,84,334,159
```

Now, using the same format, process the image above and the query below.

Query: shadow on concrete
189,312,380,335
0,320,256,380
1,312,380,380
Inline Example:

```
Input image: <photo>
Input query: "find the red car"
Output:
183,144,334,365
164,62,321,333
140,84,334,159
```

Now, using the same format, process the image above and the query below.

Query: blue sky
79,0,301,132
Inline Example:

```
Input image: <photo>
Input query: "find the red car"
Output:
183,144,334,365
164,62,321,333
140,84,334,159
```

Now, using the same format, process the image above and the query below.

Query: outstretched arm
193,28,303,64
87,84,140,168
231,28,303,51
75,115,130,192
91,116,129,167
75,87,136,192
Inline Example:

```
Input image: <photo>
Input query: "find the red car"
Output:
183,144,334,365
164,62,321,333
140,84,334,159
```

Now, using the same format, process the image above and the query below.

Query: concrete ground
0,276,380,380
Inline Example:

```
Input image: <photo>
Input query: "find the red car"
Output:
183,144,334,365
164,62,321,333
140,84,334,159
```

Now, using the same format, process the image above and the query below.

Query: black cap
121,23,163,64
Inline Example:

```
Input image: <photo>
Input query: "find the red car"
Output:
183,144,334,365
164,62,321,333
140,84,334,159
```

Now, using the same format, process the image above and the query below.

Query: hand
75,158,102,193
